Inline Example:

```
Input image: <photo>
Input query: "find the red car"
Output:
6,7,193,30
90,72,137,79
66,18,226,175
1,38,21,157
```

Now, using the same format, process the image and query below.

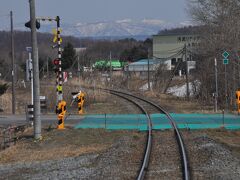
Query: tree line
0,30,152,81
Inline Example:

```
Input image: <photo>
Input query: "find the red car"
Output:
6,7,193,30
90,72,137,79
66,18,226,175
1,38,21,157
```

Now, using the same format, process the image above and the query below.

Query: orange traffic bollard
77,91,85,114
57,100,66,129
236,91,240,114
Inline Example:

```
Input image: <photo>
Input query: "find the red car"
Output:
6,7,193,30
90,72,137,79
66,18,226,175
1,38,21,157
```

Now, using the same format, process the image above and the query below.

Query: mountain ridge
14,19,192,39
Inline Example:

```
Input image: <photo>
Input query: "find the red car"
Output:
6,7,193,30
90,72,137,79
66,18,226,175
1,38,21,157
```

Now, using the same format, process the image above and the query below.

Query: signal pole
214,58,218,112
110,51,112,83
29,0,41,139
147,48,150,91
10,11,16,114
225,63,227,110
77,55,80,85
185,44,190,100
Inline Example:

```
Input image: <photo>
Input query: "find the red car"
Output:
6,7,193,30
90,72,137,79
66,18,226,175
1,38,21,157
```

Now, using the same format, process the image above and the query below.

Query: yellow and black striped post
36,16,66,129
56,16,63,102
55,16,66,129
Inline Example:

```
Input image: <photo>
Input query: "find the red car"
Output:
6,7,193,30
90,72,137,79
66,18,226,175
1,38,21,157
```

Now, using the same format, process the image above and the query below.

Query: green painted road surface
74,113,240,130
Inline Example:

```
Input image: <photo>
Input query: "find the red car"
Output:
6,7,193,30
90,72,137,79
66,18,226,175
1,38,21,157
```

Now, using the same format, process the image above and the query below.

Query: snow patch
167,81,200,97
139,82,153,91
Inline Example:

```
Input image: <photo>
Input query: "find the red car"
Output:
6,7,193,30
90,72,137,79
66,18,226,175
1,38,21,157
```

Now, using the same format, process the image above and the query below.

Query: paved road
0,114,84,127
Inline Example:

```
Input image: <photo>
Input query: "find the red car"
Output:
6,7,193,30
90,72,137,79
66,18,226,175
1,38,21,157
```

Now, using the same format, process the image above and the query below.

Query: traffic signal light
25,20,40,30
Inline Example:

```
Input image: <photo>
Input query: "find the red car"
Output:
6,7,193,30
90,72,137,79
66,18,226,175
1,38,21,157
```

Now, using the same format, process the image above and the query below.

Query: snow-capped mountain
19,19,191,39
61,19,188,37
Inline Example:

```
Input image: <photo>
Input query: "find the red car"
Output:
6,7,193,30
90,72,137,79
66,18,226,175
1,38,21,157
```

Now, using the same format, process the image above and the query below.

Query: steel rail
105,88,190,180
104,90,152,180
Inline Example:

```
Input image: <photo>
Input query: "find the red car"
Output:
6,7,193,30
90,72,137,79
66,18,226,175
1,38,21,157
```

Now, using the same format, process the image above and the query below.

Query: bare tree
187,0,240,109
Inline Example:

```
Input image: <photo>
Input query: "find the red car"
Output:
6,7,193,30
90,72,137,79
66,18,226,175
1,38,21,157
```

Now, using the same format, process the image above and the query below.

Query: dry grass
0,74,214,114
0,127,137,164
142,91,213,113
0,93,12,114
0,142,107,164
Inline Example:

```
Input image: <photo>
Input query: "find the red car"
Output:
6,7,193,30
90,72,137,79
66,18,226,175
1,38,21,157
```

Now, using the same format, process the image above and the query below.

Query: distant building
153,30,199,75
127,59,159,71
126,59,162,77
93,59,126,71
74,47,87,53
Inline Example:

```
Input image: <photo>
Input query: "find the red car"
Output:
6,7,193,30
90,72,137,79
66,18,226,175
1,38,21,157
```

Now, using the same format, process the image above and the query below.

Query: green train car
93,59,127,70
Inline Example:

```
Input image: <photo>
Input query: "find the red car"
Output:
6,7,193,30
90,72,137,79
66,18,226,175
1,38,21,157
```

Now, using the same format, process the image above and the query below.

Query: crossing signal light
25,20,40,30
53,59,60,65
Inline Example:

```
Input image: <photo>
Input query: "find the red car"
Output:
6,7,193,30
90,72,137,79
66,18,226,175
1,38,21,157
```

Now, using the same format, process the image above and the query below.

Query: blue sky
0,0,189,28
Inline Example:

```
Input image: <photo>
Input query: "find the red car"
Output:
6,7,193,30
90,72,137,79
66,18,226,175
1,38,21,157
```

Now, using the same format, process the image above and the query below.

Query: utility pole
26,47,33,105
147,48,150,91
109,51,112,83
29,0,41,139
46,57,49,78
214,58,218,112
224,63,227,110
127,65,129,89
238,55,240,87
185,44,190,100
77,55,80,85
233,62,236,109
10,11,16,114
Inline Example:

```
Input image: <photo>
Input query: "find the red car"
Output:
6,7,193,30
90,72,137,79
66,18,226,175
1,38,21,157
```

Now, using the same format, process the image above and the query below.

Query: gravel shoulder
0,128,145,180
1,128,240,179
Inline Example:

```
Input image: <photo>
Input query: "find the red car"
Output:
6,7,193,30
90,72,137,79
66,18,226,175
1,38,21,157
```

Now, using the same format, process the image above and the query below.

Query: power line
0,14,10,18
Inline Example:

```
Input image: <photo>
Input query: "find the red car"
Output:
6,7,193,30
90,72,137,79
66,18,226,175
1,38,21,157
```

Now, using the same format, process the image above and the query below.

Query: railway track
103,88,190,180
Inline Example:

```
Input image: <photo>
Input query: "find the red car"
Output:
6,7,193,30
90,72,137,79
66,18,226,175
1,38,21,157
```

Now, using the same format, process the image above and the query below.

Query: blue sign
222,51,229,58
223,59,229,65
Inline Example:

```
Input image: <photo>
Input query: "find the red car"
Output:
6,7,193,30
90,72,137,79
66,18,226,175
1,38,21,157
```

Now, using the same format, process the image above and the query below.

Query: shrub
0,83,8,96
